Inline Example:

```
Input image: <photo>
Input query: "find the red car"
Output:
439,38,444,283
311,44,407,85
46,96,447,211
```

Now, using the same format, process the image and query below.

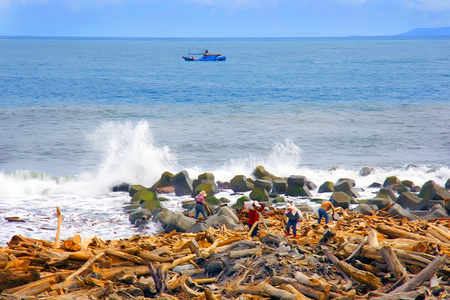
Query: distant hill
396,27,450,37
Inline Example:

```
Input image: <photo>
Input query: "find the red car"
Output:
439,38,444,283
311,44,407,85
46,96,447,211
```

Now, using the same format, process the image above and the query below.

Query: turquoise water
0,37,449,245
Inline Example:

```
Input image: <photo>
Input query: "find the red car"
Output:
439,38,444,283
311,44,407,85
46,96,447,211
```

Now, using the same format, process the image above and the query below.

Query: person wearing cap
247,201,265,237
194,190,208,219
318,200,336,224
285,203,303,237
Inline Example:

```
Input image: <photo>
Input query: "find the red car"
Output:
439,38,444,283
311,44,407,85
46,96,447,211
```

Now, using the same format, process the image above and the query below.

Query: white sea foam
0,120,449,246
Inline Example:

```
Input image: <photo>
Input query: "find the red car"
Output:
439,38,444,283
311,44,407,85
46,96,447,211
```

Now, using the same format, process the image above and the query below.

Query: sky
0,0,449,37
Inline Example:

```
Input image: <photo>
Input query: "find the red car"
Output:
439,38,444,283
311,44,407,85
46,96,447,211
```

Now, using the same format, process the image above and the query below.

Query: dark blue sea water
0,37,449,245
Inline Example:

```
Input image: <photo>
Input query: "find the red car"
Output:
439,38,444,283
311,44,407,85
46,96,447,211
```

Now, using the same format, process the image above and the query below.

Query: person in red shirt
247,201,265,237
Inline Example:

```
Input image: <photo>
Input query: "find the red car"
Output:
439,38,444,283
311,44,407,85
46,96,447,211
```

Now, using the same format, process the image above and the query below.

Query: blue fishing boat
182,49,226,61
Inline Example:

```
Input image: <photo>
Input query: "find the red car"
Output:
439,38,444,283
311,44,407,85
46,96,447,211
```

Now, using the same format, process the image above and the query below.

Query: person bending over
248,201,265,237
318,200,336,224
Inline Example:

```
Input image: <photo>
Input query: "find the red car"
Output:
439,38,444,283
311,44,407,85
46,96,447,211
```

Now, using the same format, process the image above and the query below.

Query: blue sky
0,0,449,37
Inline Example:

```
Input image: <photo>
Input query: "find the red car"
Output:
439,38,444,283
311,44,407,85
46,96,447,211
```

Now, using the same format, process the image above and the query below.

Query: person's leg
194,205,200,219
318,208,324,224
286,220,293,236
251,224,259,237
292,220,298,236
324,211,329,224
200,206,207,218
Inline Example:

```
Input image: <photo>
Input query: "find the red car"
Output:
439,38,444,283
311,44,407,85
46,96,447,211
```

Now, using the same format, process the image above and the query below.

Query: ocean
1,37,449,246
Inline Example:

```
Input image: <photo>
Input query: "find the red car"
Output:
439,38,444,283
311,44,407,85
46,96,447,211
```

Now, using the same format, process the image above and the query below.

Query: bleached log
136,250,174,262
260,282,300,300
380,246,408,281
291,281,327,300
376,224,439,243
79,237,94,250
215,240,259,253
344,236,368,262
105,249,147,265
161,254,196,273
228,248,259,259
322,247,353,291
247,221,259,237
54,206,63,249
294,271,330,292
390,254,448,294
337,260,383,290
53,251,105,290
188,239,202,257
368,229,379,247
204,287,218,300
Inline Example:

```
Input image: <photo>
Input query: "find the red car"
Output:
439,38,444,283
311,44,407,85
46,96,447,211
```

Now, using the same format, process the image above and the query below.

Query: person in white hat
285,203,303,237
247,201,265,237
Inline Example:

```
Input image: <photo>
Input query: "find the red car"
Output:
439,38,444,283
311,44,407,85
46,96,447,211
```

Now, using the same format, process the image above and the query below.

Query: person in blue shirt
285,203,303,237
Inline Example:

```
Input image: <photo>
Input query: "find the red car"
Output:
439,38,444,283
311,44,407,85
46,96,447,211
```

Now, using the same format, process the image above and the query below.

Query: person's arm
331,203,336,220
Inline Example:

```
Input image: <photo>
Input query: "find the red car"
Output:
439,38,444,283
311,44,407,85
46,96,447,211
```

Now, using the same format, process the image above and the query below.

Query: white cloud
187,0,278,10
408,0,450,12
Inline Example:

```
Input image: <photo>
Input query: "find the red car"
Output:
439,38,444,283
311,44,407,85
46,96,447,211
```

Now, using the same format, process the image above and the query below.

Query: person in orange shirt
318,200,336,224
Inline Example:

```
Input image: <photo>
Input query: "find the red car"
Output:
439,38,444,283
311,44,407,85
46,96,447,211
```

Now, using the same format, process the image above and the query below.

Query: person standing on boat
194,190,208,219
285,203,303,237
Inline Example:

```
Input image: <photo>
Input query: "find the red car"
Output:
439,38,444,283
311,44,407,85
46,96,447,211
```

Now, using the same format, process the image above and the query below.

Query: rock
112,182,130,192
129,208,151,225
206,196,222,206
383,176,402,189
368,182,382,188
337,178,355,187
192,173,220,197
206,215,241,230
318,181,334,193
123,203,140,213
366,197,393,210
419,180,438,199
446,178,450,189
216,206,240,224
395,192,427,211
273,179,287,194
250,187,269,202
230,175,254,192
402,180,415,189
297,204,314,213
217,181,231,189
418,204,450,220
173,264,195,273
165,212,196,233
330,191,351,209
155,186,174,194
154,208,175,226
219,197,231,204
206,260,224,276
252,165,279,181
376,188,397,202
387,203,415,220
391,183,409,194
254,179,273,193
359,167,376,176
273,196,286,203
231,196,252,209
351,203,375,215
334,179,360,198
259,233,288,247
129,184,146,197
139,189,162,212
286,175,312,197
306,181,317,190
171,170,193,196
150,171,174,189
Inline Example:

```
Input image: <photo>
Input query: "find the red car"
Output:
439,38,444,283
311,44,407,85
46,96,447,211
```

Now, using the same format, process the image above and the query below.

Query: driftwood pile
1,206,450,300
